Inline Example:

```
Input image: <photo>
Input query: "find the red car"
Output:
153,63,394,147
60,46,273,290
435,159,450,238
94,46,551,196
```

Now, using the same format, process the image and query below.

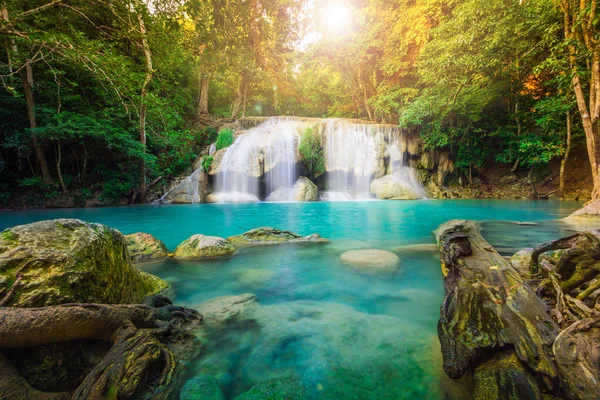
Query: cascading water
212,118,301,203
386,134,428,199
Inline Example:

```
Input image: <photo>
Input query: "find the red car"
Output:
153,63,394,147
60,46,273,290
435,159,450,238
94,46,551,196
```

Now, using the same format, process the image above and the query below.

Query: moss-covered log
434,220,559,390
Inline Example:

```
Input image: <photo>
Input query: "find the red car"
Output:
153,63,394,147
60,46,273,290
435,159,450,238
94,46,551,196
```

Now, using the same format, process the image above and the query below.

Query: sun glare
321,1,350,34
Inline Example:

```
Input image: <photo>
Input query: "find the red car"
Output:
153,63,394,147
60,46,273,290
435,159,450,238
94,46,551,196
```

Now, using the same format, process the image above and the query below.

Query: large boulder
265,177,318,202
173,234,237,259
226,227,327,245
340,249,400,273
125,232,168,263
292,177,318,201
0,219,168,307
160,169,205,204
195,293,258,331
370,174,421,200
565,199,600,229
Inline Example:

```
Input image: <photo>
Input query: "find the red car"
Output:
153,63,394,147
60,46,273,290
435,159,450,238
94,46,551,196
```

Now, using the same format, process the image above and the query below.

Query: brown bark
560,0,600,199
434,220,558,384
198,73,209,115
134,2,154,199
559,110,572,198
19,66,53,184
231,74,245,119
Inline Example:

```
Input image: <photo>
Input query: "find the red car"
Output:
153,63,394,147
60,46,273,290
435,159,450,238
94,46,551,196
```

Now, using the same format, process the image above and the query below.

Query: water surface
0,200,581,399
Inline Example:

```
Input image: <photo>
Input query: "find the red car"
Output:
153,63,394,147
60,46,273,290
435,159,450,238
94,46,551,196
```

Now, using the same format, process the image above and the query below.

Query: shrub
215,129,234,150
299,127,325,177
202,155,213,173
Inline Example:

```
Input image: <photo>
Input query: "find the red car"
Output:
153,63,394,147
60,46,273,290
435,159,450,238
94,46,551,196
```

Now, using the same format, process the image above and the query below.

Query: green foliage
215,129,234,151
298,127,325,177
202,156,213,173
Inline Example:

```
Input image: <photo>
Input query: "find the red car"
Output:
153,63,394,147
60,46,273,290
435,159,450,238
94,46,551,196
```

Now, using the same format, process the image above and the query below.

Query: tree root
0,295,201,399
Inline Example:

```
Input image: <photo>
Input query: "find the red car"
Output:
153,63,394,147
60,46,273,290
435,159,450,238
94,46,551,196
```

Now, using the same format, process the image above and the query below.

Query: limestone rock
473,352,541,400
340,249,400,273
160,168,205,204
508,248,534,276
370,175,421,200
566,199,600,220
125,232,168,263
292,177,318,201
0,219,168,307
227,227,328,245
173,234,236,259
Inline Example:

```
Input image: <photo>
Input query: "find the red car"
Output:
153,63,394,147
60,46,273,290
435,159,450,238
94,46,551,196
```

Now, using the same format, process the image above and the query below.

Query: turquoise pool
0,200,582,399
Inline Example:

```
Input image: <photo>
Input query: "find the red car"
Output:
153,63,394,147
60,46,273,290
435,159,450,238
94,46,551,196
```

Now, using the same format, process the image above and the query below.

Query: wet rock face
226,227,328,245
0,219,168,307
266,177,318,202
125,232,168,263
173,234,237,259
370,175,421,200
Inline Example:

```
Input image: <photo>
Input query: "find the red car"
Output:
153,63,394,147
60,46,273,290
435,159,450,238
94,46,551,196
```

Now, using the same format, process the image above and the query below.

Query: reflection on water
0,200,582,399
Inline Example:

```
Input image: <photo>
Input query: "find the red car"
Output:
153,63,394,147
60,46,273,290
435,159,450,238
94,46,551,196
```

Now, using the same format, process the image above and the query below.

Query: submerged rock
173,234,237,259
195,293,258,330
194,299,444,399
236,269,275,286
0,219,168,307
227,227,328,245
370,174,421,200
340,249,400,273
180,374,226,400
125,232,168,263
389,243,439,253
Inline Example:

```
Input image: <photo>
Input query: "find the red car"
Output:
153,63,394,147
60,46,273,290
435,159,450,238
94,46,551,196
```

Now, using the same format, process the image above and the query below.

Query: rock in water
292,177,318,201
195,293,258,331
0,219,168,307
553,317,600,400
125,232,168,263
340,249,400,273
173,234,237,259
235,376,306,400
180,374,226,400
508,248,534,276
227,227,328,245
370,175,421,200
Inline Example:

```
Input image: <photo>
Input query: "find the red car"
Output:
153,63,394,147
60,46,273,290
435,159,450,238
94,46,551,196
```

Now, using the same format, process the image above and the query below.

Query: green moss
0,229,18,244
298,126,325,178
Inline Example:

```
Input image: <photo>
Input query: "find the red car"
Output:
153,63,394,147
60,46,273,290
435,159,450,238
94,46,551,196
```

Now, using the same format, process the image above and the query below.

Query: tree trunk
198,73,209,115
19,67,53,184
559,110,572,199
231,75,244,119
434,220,559,388
56,142,66,194
135,3,154,200
561,0,600,200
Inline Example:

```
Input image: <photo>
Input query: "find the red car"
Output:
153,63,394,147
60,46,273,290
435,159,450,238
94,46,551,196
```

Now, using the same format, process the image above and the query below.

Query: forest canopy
1,0,598,204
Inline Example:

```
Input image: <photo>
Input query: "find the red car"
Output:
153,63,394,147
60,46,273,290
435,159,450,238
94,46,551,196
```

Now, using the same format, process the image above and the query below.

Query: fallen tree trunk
434,220,559,396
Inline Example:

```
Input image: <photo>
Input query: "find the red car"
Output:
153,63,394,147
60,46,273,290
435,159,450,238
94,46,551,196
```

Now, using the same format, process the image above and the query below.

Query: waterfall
158,167,203,204
321,120,385,200
387,134,428,199
211,117,301,203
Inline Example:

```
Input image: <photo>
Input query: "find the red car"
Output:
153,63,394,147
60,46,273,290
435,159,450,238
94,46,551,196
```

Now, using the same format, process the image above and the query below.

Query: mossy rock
173,234,237,259
473,352,542,400
125,232,168,263
0,219,168,307
227,227,328,245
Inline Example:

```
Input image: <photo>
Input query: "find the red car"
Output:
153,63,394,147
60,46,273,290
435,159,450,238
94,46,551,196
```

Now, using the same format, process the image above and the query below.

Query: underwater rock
553,317,600,400
236,269,276,286
125,232,168,263
0,219,168,307
370,174,421,200
434,220,558,389
195,293,258,330
340,249,400,273
195,299,444,399
235,376,306,400
389,243,439,253
173,234,237,259
472,351,542,400
227,227,328,245
180,374,226,400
